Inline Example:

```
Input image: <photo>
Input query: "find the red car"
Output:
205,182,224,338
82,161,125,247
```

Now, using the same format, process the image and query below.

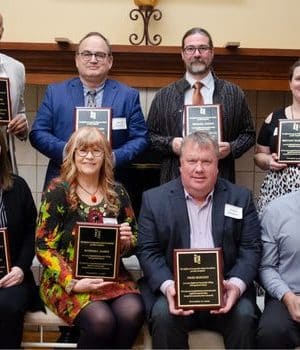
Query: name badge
103,217,118,225
224,204,243,219
112,118,127,130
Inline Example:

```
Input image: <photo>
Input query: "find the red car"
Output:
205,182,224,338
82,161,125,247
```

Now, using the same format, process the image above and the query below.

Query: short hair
0,130,13,190
180,131,219,158
77,32,112,55
181,27,213,49
288,58,300,81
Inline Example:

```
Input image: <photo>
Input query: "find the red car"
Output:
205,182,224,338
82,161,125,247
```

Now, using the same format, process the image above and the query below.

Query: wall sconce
129,0,162,46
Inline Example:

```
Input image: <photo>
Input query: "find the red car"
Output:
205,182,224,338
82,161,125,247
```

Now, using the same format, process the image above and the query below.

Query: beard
186,60,210,75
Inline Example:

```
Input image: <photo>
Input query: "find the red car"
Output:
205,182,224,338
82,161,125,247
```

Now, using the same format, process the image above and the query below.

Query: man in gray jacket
0,13,28,174
147,27,255,184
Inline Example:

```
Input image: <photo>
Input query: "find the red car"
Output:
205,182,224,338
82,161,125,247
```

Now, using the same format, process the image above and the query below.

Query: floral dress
36,181,139,325
256,108,300,216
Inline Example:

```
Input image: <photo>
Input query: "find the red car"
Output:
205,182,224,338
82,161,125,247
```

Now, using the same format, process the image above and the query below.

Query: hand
7,114,28,137
165,283,194,316
268,153,287,170
72,278,114,293
172,137,183,155
218,142,231,159
0,266,24,288
283,291,300,323
210,280,240,314
120,222,132,253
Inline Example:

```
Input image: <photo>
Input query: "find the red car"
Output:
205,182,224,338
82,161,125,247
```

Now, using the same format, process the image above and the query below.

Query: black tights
74,294,144,349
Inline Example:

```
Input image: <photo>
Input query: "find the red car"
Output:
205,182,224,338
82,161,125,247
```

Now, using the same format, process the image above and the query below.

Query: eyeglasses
77,51,110,62
76,149,104,157
183,45,212,56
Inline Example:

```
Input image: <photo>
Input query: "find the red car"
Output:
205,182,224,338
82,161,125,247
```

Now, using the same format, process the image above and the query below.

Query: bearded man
146,27,255,184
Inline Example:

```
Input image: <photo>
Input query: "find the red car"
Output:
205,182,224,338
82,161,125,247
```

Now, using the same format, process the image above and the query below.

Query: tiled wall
16,84,291,208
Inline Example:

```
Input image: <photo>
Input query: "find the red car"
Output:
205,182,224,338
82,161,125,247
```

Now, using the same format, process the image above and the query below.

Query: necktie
87,89,97,107
192,81,204,105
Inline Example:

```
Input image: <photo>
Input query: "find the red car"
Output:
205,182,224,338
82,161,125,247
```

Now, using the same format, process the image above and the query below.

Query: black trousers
0,284,29,348
257,296,300,349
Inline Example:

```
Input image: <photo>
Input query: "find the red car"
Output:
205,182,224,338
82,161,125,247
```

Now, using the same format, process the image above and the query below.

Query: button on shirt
184,71,215,105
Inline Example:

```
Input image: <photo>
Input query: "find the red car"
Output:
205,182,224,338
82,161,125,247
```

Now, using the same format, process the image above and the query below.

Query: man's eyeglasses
76,149,104,157
77,51,110,62
183,45,212,56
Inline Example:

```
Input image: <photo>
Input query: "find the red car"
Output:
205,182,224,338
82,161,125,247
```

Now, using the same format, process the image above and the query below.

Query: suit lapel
102,79,118,107
168,178,190,248
212,179,227,248
70,78,84,106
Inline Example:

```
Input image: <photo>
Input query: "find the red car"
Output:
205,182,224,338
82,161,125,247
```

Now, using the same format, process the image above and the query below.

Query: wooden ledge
1,42,299,90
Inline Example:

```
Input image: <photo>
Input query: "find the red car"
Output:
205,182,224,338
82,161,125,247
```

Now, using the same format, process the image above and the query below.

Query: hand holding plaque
184,104,223,142
0,228,11,279
75,107,112,141
277,119,300,163
73,222,120,280
0,78,12,125
174,248,223,310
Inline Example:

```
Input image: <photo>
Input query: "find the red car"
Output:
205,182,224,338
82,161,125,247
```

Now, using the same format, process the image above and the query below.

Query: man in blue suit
30,31,148,189
137,131,261,349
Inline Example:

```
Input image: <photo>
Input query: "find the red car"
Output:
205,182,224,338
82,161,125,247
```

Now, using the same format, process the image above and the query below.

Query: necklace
77,182,99,203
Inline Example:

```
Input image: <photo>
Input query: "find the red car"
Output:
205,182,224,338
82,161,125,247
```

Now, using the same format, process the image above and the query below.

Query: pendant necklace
77,182,99,203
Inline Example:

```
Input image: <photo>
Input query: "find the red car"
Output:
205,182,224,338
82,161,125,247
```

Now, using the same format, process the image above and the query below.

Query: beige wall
1,0,299,49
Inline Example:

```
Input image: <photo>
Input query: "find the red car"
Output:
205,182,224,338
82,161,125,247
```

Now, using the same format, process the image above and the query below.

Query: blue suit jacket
29,77,148,187
136,177,261,315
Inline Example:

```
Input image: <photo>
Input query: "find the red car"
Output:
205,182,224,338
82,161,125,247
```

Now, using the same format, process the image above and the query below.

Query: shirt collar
184,187,214,206
83,81,105,97
185,70,214,90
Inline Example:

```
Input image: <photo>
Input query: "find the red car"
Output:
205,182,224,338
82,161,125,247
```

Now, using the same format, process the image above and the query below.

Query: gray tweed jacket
147,73,255,183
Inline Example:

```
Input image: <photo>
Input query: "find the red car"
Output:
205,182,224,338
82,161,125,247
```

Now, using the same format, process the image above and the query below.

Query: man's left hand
7,114,28,138
0,266,24,288
218,142,231,159
210,280,240,314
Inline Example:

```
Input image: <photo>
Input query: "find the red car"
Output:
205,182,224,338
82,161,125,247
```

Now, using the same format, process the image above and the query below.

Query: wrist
65,279,78,294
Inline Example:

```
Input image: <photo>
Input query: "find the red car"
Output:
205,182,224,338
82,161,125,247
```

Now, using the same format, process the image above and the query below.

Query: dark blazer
136,177,261,316
29,77,148,188
2,175,43,311
147,74,255,183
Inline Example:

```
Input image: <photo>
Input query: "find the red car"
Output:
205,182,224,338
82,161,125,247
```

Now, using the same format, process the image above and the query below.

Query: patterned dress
36,181,139,325
256,108,300,216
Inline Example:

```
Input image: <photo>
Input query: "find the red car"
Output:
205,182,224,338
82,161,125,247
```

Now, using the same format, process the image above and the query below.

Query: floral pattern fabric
36,181,139,325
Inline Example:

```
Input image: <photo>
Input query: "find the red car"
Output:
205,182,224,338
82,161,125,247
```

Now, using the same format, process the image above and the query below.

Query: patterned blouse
36,181,139,324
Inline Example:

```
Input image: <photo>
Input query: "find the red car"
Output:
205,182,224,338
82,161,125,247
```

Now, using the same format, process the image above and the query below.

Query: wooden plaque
174,248,223,310
0,228,11,278
75,107,112,141
73,222,120,280
0,78,12,125
277,119,300,163
183,104,223,142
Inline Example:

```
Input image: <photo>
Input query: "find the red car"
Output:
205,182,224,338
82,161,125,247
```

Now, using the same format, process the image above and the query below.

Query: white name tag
103,217,118,225
224,204,243,219
112,118,127,130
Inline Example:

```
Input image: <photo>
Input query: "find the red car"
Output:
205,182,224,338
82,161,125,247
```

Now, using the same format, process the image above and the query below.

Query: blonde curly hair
57,127,119,214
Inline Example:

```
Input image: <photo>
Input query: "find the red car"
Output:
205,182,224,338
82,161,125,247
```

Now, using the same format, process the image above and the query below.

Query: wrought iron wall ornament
129,4,162,46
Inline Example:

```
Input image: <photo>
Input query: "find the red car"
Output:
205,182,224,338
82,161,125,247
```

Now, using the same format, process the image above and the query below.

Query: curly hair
56,127,119,214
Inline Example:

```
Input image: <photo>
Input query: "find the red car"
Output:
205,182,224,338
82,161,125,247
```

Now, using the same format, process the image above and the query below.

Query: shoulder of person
0,53,24,70
5,174,30,193
105,78,138,94
43,179,69,201
216,177,251,197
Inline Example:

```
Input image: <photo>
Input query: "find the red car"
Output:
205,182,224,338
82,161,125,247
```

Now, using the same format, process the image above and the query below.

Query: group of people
0,12,300,348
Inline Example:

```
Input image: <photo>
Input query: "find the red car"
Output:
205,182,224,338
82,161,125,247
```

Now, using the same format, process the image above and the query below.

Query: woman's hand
0,266,24,288
269,153,287,171
72,278,114,293
119,222,132,253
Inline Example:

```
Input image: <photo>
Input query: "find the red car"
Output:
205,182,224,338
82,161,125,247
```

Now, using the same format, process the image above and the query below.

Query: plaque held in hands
0,228,11,279
0,78,12,125
184,104,222,142
174,248,223,310
75,107,112,141
73,222,120,280
277,119,300,163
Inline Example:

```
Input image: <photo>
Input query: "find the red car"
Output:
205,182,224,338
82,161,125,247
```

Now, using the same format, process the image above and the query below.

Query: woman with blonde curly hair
36,127,144,349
